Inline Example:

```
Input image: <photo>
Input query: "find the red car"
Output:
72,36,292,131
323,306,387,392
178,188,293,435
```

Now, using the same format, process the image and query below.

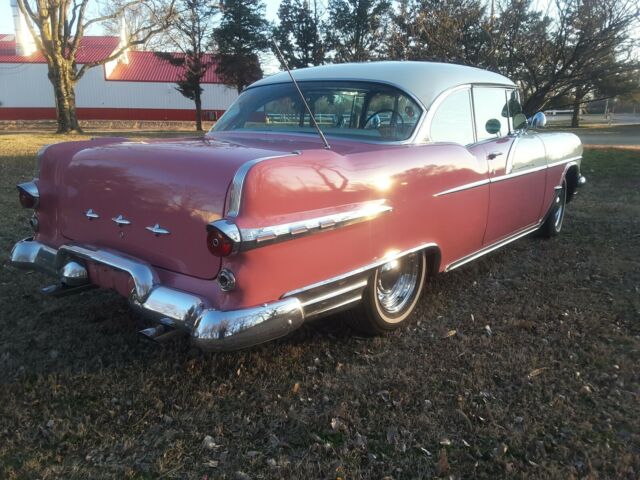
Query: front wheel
346,251,427,335
539,180,567,238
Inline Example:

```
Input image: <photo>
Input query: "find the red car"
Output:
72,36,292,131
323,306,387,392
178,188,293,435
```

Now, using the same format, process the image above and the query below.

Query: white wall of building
0,62,237,110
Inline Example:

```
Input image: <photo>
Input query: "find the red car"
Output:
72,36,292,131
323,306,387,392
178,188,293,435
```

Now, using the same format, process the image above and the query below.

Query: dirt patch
0,137,638,479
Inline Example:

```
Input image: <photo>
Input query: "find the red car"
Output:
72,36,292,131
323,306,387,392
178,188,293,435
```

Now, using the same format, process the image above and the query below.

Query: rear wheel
346,251,427,335
539,180,567,238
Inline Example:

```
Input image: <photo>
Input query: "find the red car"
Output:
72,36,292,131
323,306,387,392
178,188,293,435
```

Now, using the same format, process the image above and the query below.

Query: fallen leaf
527,367,548,379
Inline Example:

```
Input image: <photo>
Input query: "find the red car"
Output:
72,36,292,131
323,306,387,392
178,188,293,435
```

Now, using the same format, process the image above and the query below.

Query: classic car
10,61,586,351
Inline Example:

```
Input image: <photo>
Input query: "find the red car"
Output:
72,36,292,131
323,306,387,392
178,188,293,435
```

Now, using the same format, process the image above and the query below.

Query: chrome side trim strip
547,156,582,169
434,156,583,196
300,279,368,308
238,199,392,251
490,164,547,183
226,153,300,217
284,242,438,298
433,178,489,197
445,223,540,272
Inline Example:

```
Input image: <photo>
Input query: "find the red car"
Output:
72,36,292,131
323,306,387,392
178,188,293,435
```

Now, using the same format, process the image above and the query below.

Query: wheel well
423,246,442,277
565,165,579,203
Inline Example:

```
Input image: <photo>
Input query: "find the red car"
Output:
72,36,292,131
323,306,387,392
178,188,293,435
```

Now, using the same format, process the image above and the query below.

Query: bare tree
511,0,640,116
16,0,176,133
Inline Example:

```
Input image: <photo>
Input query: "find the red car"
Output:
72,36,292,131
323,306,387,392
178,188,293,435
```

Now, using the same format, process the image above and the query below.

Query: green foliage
273,0,325,68
213,0,269,92
324,0,392,62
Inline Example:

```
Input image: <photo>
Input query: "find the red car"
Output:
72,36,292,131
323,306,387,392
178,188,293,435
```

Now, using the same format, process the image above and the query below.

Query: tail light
206,220,241,257
17,182,39,209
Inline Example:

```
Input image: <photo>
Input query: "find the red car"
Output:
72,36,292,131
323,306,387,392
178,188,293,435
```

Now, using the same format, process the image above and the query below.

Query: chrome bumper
9,238,304,351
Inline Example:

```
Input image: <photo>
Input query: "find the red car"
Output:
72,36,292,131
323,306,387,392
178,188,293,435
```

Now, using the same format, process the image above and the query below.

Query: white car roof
250,61,515,109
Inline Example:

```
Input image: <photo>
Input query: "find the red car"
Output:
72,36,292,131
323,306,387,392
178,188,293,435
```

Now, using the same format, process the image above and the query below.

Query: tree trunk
48,60,82,134
194,86,203,131
571,88,585,128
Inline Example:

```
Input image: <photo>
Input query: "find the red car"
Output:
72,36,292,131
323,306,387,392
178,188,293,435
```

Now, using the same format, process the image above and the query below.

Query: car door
428,86,490,262
471,87,547,245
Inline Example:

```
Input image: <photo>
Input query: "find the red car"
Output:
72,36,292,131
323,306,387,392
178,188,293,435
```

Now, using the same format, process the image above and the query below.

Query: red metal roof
0,35,119,64
108,51,222,84
0,35,223,84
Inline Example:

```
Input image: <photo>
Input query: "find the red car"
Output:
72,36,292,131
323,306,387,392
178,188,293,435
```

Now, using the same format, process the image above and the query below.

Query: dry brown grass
0,133,639,479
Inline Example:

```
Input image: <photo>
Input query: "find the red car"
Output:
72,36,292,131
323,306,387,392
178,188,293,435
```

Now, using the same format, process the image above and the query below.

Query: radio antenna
271,39,331,150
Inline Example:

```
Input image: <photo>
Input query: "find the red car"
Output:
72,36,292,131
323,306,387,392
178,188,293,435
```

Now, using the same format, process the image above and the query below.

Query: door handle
487,151,503,160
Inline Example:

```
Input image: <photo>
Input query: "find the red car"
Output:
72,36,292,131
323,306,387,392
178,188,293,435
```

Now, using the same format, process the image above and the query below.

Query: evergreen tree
156,0,219,131
273,0,325,68
213,0,269,92
324,0,392,62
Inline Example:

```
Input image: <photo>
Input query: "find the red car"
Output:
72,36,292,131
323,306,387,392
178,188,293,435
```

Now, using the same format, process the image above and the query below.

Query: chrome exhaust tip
139,324,185,344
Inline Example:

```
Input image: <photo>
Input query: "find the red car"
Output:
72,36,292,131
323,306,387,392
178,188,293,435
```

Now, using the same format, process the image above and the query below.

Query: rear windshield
211,81,423,142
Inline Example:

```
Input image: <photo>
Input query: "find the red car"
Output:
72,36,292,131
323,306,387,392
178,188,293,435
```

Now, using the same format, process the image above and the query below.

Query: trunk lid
59,137,286,279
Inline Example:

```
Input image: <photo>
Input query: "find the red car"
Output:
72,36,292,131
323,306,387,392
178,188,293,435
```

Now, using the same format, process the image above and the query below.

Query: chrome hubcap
376,253,420,317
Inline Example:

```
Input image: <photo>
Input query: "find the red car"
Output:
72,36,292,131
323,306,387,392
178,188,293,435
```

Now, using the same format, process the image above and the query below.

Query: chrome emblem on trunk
145,224,170,236
85,208,100,220
112,214,132,226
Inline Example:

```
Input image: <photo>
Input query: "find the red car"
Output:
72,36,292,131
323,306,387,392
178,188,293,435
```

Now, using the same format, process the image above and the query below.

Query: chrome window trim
421,84,472,143
470,84,513,142
504,135,520,174
225,153,300,217
221,79,429,146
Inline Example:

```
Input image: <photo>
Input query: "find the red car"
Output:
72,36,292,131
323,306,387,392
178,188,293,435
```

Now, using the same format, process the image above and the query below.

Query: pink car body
10,62,584,351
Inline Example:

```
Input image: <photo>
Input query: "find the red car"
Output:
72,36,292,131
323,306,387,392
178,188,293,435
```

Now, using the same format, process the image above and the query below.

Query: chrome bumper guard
9,238,304,351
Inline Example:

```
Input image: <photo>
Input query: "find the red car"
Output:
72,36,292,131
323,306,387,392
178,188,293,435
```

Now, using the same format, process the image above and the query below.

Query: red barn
0,32,238,122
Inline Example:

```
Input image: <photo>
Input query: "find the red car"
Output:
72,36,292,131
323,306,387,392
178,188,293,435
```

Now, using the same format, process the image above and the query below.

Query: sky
0,0,283,36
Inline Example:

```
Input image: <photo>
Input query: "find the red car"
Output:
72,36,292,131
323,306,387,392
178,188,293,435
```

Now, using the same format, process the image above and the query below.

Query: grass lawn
0,132,639,479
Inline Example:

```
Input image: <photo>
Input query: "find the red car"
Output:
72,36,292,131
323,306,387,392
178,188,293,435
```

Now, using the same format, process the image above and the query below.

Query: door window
429,88,475,145
472,87,510,141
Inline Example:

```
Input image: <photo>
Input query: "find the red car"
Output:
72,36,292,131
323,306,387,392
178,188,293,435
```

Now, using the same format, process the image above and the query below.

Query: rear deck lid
58,137,286,279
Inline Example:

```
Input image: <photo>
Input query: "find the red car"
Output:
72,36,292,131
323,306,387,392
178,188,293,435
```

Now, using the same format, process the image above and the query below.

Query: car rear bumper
9,238,304,351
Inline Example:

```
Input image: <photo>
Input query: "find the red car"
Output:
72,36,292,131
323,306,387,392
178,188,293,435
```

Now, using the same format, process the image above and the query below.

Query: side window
506,90,527,130
430,88,475,145
473,87,509,141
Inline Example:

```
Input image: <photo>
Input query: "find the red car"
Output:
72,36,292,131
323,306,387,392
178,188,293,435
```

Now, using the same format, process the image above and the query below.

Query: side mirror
529,111,547,129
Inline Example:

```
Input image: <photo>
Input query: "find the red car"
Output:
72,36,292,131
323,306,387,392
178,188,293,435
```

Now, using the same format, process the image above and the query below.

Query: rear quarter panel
219,142,490,309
